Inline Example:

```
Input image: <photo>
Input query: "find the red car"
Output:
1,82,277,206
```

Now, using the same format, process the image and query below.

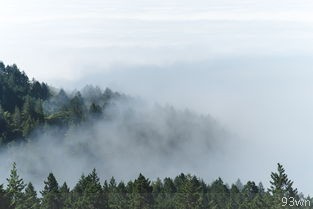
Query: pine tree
228,184,240,209
162,177,176,209
69,92,86,124
71,169,107,209
270,163,297,197
22,96,33,120
59,182,70,209
23,183,40,209
6,162,26,209
109,177,128,209
13,106,21,127
175,175,204,209
208,178,230,209
131,174,153,209
0,184,11,209
269,163,298,209
34,99,44,122
41,173,61,209
152,178,165,209
89,103,102,117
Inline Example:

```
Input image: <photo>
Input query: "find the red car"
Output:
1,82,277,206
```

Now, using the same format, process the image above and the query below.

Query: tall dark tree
108,177,128,209
69,92,86,124
71,169,107,209
269,163,298,209
208,178,229,209
175,175,205,209
6,162,26,209
131,174,153,209
23,183,40,209
0,184,11,209
41,173,61,209
269,163,297,197
59,182,70,208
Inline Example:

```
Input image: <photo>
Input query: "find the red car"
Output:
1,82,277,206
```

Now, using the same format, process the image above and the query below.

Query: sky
1,0,313,194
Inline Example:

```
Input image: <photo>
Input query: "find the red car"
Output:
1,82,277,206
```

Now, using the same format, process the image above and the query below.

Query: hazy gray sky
1,0,313,194
1,0,313,82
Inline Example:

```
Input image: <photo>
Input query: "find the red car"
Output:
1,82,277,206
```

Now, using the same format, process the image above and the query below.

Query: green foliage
130,174,153,209
270,163,299,209
0,62,119,145
0,184,11,209
23,183,40,209
6,162,26,209
0,163,310,209
69,169,108,209
41,173,61,209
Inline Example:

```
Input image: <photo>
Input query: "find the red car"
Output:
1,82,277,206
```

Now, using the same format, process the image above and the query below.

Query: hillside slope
0,62,120,144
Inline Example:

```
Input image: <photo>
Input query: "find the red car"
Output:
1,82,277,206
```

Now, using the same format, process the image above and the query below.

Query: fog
1,0,313,195
0,97,235,191
47,57,313,194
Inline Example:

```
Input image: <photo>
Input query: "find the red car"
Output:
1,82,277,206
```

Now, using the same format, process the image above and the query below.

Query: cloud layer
0,98,232,191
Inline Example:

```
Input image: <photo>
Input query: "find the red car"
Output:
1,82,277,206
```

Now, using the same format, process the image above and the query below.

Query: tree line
0,163,311,209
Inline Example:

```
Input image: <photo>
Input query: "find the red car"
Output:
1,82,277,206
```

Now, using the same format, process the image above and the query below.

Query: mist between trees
0,62,228,189
1,63,312,208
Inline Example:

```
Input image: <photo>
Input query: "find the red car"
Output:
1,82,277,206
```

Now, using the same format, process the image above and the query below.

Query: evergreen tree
269,163,298,209
269,163,297,197
131,174,153,209
208,178,229,209
108,177,128,209
6,162,26,209
161,177,177,209
41,173,61,209
0,184,11,209
89,103,102,118
12,106,21,128
228,184,240,209
59,182,70,209
23,183,40,209
175,175,205,209
69,92,86,124
152,178,166,209
71,169,107,209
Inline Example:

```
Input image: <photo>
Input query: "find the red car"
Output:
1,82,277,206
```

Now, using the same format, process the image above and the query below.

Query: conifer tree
0,184,11,209
59,182,70,209
41,173,61,209
71,169,107,209
175,175,204,209
162,177,176,209
269,163,298,209
207,177,230,209
23,183,40,209
131,174,153,209
6,162,26,209
228,184,240,209
108,177,128,209
13,106,21,128
270,163,297,197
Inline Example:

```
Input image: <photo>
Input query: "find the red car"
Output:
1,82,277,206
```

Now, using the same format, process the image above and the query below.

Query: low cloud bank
0,98,232,190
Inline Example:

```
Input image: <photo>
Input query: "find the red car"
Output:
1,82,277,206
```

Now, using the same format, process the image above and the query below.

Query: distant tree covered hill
0,62,120,145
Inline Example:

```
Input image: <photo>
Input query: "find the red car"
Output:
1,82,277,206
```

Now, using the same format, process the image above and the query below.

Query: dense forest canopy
0,62,121,145
0,62,311,208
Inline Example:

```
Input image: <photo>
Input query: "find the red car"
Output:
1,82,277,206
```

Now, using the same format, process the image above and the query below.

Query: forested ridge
0,63,311,208
0,62,121,145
